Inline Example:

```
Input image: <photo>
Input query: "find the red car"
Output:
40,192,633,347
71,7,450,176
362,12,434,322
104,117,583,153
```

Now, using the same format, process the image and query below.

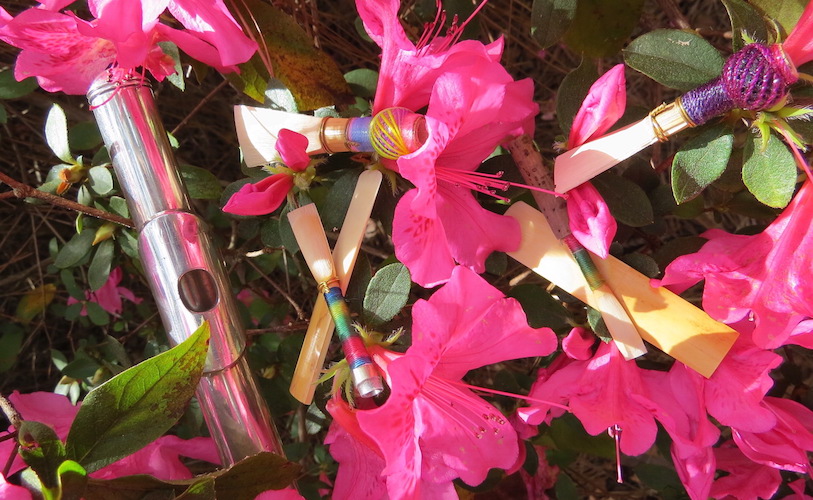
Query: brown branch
0,393,21,430
656,0,692,30
0,171,134,228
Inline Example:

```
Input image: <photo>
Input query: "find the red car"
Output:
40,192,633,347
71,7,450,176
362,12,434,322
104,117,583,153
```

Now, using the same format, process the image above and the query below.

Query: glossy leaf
564,0,645,57
363,262,411,326
722,0,769,50
531,0,577,49
672,124,734,203
58,460,89,500
749,0,807,33
46,103,73,164
344,68,379,99
15,283,57,324
179,164,223,200
88,240,114,291
742,131,797,208
624,29,724,91
556,59,598,136
87,166,114,196
55,229,95,269
68,122,103,151
0,68,38,99
65,323,210,473
592,174,654,227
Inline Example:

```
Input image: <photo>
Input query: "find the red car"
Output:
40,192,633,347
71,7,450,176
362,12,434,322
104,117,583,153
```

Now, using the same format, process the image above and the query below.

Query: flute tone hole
178,268,219,312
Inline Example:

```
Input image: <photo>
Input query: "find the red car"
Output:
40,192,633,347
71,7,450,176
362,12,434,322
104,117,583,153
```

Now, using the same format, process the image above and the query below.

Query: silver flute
87,75,283,466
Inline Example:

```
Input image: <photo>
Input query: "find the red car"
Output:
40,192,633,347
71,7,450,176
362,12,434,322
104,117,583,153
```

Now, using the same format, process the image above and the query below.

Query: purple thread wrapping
681,43,793,126
347,116,373,152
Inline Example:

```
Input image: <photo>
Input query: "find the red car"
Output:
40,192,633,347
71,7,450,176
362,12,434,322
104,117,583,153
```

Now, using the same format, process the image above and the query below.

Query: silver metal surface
88,74,283,465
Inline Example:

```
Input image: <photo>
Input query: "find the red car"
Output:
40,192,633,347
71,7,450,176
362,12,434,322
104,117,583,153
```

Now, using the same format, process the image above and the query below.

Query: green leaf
530,0,577,49
508,284,572,331
176,478,216,500
563,0,645,58
742,131,797,208
556,59,597,137
159,41,185,92
749,0,807,34
228,0,352,110
260,218,282,247
179,164,223,200
109,196,129,218
322,170,361,233
554,473,579,500
363,263,411,326
722,0,769,51
0,68,38,99
68,122,103,151
66,323,211,473
279,203,300,254
87,166,114,196
227,53,268,103
18,421,67,492
671,124,734,203
88,240,114,291
624,29,724,91
85,302,110,327
265,78,299,113
592,174,654,227
344,68,379,99
0,104,7,124
46,104,73,164
0,325,23,372
58,460,89,500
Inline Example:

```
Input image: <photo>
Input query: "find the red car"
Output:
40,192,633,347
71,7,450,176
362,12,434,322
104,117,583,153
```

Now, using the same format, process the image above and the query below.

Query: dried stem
0,393,22,430
0,170,134,228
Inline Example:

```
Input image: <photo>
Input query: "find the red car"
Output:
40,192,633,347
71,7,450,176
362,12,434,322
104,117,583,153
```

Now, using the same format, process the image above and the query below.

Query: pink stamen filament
448,379,571,412
436,167,564,201
422,377,500,439
608,424,624,483
416,0,490,53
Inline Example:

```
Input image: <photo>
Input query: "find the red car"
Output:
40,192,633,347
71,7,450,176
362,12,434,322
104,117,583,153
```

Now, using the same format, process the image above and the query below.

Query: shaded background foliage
1,0,812,498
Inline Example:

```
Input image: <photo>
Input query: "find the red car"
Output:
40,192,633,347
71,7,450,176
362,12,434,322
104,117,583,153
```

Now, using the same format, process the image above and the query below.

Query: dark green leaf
62,351,101,380
624,29,724,91
556,59,597,136
563,0,645,57
621,253,660,278
109,197,129,218
722,0,769,50
652,235,707,271
18,420,67,491
46,104,73,164
530,0,577,49
87,166,114,196
592,174,654,227
636,463,687,500
158,42,185,92
508,284,572,331
749,0,806,34
175,478,215,500
549,413,616,458
85,301,110,326
0,104,7,124
0,68,38,99
363,262,411,326
344,69,379,99
88,240,114,291
260,218,282,247
55,230,95,269
279,203,300,254
66,323,211,473
671,125,734,203
68,122,103,151
179,164,223,200
742,131,797,208
587,307,612,342
554,473,579,500
58,460,88,500
322,170,360,232
725,189,780,218
214,453,300,498
0,326,23,372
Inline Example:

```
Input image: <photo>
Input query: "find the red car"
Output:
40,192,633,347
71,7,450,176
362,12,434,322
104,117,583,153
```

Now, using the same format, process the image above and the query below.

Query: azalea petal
783,0,813,66
710,444,782,500
392,188,455,288
566,182,616,258
165,0,257,66
568,64,626,147
0,475,31,500
222,174,293,216
562,327,595,360
276,129,310,170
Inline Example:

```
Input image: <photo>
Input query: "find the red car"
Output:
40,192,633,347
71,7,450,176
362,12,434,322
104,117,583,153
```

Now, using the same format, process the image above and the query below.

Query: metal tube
88,75,283,465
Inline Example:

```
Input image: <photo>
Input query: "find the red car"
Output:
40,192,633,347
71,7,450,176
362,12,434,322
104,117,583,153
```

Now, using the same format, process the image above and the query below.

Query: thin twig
0,171,134,228
656,0,692,30
170,79,229,136
0,394,22,430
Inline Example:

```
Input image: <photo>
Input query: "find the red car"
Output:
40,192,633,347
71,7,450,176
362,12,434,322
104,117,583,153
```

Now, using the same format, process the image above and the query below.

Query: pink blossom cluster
0,0,257,94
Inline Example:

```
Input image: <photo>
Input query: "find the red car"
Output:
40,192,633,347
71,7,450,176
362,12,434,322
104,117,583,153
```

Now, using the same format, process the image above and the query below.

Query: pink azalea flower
0,474,31,500
731,397,813,474
358,0,538,287
67,267,142,316
0,0,256,94
783,478,813,499
518,444,559,500
561,326,595,361
325,266,557,499
520,341,659,456
0,391,219,479
223,129,311,216
656,181,813,348
564,64,625,258
710,443,782,500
